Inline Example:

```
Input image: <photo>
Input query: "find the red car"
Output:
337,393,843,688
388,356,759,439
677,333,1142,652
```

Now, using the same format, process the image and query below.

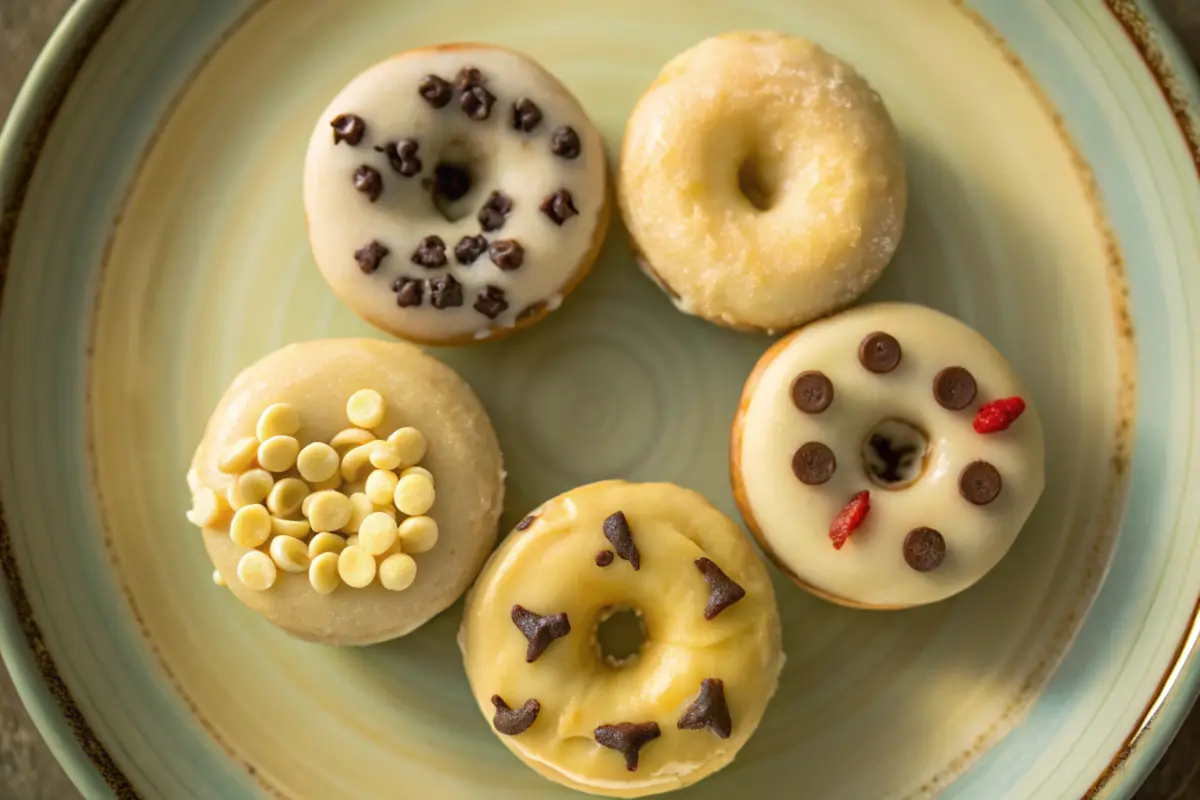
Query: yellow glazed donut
459,480,782,798
619,32,907,333
731,303,1045,609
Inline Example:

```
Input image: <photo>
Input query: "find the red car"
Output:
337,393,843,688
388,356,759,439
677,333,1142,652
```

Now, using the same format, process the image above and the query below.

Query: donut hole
594,605,646,667
424,139,483,222
737,153,779,211
862,418,930,490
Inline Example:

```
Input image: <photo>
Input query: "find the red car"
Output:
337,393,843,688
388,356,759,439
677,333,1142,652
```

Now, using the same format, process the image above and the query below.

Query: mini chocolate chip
959,460,1002,505
418,74,453,108
515,514,536,531
393,276,424,307
489,239,525,270
354,240,389,274
478,191,514,232
461,85,496,121
602,511,640,570
791,371,834,413
454,66,485,91
411,235,447,269
551,125,581,159
330,113,365,146
540,189,578,226
491,695,540,736
933,366,978,410
512,98,543,132
595,722,660,772
516,301,548,322
792,441,836,485
428,274,463,308
677,678,732,739
433,163,472,202
595,550,614,567
511,604,571,663
695,558,745,620
859,332,902,373
353,165,383,202
455,235,488,265
474,285,509,319
904,527,946,572
375,139,422,177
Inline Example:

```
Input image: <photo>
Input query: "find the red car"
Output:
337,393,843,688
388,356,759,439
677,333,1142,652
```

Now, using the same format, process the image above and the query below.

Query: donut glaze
731,303,1045,608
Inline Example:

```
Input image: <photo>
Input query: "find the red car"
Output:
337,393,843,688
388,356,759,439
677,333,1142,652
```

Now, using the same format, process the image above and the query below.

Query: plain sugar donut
619,32,907,333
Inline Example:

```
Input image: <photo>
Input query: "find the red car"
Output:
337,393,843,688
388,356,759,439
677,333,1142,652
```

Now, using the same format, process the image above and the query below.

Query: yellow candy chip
257,435,300,473
399,466,433,482
237,550,277,591
219,437,259,474
346,389,386,429
297,442,339,483
270,535,310,573
369,441,402,471
393,473,435,516
338,545,377,588
256,402,300,441
365,469,399,507
309,552,341,595
230,504,271,548
330,427,376,451
266,477,310,518
308,532,347,558
271,517,311,539
398,516,439,554
307,490,353,533
211,569,226,587
234,469,274,507
386,427,427,468
187,468,203,493
345,534,359,548
189,487,229,528
343,492,375,533
358,512,399,556
379,553,417,592
340,442,376,482
309,473,342,492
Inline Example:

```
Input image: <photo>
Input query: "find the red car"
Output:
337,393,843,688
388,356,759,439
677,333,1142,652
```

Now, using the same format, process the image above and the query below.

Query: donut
618,32,907,333
730,303,1045,609
459,480,782,797
185,339,504,644
304,45,610,345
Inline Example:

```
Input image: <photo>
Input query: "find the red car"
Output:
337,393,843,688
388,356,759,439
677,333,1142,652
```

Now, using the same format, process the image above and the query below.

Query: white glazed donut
304,45,610,345
731,303,1045,609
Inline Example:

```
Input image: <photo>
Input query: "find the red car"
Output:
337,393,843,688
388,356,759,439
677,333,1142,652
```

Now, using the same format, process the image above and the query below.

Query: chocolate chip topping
859,332,902,373
792,441,836,486
353,165,383,202
512,98,543,132
474,285,509,319
677,678,732,739
330,113,365,146
595,550,614,567
455,235,488,265
393,276,424,307
489,239,525,271
354,240,389,274
695,558,746,620
491,695,540,736
791,371,834,413
411,235,447,269
461,85,496,121
515,514,536,531
540,189,578,226
434,163,472,202
454,66,485,91
959,460,1002,505
375,139,422,177
602,511,640,571
933,366,978,410
428,274,464,309
903,527,946,572
511,604,571,663
478,191,514,232
418,74,453,108
551,125,581,159
594,722,661,772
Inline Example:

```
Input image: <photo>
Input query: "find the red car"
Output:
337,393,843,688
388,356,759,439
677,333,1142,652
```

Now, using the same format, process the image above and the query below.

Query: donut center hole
862,418,930,490
594,606,645,667
737,153,778,211
425,139,481,222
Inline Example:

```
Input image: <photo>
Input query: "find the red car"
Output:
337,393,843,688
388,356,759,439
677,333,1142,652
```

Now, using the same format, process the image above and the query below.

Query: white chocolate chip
189,487,229,528
386,427,427,468
232,469,274,507
309,552,341,594
379,553,417,592
270,535,310,573
230,504,271,548
297,442,339,483
399,466,433,482
256,402,300,441
257,435,300,473
346,389,386,429
307,490,353,533
271,517,311,539
343,492,375,533
308,532,347,558
364,469,399,507
398,516,439,554
393,473,435,516
358,512,399,556
309,472,343,492
338,545,377,588
266,477,310,518
212,569,226,587
340,442,376,482
346,534,359,547
187,468,203,493
329,427,376,451
219,437,260,474
237,550,277,591
369,441,402,471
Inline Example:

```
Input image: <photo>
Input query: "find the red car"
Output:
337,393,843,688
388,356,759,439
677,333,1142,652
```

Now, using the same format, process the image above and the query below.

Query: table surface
2,1,1200,798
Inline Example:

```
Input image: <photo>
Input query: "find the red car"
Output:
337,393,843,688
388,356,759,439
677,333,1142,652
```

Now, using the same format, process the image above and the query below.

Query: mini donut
186,339,504,644
619,32,907,333
304,44,610,345
730,303,1045,609
459,480,782,797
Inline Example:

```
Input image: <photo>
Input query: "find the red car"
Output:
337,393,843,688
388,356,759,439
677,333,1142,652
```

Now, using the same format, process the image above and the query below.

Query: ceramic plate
1,0,1198,797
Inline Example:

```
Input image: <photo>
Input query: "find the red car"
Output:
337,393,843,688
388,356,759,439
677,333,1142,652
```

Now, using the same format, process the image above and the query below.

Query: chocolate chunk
791,371,834,413
677,678,732,739
418,74,453,108
410,235,447,269
695,558,746,620
454,66,485,91
602,511,640,570
551,125,581,159
353,165,383,202
375,139,422,177
428,274,463,309
474,285,509,319
595,550,614,567
511,604,571,663
491,695,540,736
330,113,365,146
594,722,661,772
515,514,536,531
393,276,424,307
354,240,389,274
461,85,496,121
433,163,472,202
903,527,946,572
478,191,514,232
540,189,578,226
489,239,525,271
792,441,836,486
516,301,547,322
455,235,488,265
859,332,902,373
959,460,1002,505
511,98,543,132
933,366,978,410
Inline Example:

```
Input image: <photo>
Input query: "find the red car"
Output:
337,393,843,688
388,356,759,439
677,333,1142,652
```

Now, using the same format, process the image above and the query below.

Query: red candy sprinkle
973,397,1027,434
829,491,870,550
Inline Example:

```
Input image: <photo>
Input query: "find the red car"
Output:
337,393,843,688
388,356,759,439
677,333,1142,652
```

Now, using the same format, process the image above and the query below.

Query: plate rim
0,0,1195,798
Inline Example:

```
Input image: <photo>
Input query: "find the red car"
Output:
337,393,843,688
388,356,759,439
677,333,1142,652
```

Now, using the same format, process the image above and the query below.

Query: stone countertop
1,1,1200,798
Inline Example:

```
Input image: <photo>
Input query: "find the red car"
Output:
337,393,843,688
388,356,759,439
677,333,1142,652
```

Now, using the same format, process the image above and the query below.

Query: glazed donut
459,480,782,798
304,45,610,345
619,32,907,333
731,303,1045,609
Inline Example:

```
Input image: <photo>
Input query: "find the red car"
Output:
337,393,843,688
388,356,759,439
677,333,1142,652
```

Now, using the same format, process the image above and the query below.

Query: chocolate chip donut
305,45,610,344
619,32,907,333
731,303,1045,609
459,481,782,797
